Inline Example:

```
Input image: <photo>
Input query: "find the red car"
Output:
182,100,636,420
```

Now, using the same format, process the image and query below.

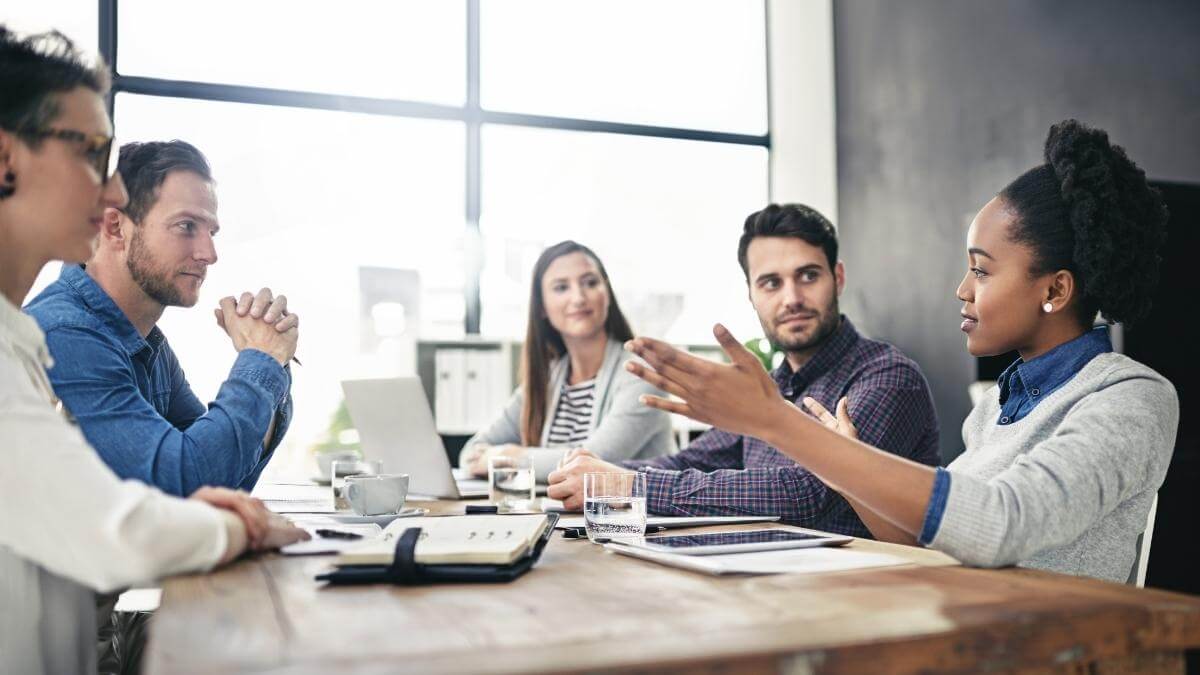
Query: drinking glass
583,472,647,542
488,453,535,511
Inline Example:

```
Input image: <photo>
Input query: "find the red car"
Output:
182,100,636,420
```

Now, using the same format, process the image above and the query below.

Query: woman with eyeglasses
459,240,676,482
0,26,308,674
622,119,1175,583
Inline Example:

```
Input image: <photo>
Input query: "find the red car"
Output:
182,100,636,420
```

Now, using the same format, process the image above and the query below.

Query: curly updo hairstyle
999,119,1168,327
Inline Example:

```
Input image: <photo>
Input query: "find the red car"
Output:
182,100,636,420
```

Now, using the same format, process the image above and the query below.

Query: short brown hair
737,203,838,279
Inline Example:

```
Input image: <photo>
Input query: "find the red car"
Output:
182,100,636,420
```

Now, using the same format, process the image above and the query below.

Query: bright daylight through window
17,0,770,473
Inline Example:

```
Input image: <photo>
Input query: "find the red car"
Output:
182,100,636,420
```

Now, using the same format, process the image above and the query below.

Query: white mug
345,473,409,516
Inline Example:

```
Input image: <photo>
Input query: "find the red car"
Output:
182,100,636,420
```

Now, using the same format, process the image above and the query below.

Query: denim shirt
994,327,1114,426
24,264,293,497
919,326,1114,544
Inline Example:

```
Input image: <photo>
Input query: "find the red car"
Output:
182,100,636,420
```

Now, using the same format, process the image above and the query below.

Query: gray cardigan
464,338,676,479
932,353,1178,582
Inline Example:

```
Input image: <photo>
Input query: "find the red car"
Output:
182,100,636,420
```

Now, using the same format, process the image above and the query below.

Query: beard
761,292,841,355
126,229,191,308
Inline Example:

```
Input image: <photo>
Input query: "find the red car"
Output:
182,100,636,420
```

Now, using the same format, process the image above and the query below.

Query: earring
1042,302,1053,313
0,171,14,200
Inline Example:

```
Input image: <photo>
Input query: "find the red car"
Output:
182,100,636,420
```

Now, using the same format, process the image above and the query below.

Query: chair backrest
967,381,995,407
1128,493,1159,588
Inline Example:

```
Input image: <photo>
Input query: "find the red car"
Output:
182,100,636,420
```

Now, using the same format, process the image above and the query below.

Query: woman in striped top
460,241,676,481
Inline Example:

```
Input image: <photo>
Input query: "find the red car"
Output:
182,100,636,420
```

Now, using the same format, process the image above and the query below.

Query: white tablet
611,528,852,556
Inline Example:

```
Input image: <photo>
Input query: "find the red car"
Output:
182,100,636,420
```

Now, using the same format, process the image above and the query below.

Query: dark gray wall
833,0,1200,460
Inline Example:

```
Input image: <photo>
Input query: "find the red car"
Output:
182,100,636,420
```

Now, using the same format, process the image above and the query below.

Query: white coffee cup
345,473,409,516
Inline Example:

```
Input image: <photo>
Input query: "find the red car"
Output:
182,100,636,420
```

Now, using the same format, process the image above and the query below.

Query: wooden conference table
145,498,1200,674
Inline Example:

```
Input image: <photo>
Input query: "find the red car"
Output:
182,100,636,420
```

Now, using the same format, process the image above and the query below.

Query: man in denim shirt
25,140,298,497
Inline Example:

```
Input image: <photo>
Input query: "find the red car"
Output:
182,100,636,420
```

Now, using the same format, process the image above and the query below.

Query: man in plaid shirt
548,204,940,538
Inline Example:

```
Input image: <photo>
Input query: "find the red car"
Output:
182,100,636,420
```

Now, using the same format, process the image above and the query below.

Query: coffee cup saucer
325,507,427,526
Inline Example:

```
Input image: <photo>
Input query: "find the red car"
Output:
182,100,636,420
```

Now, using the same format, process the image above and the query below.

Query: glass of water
488,453,535,511
583,472,647,543
331,458,381,511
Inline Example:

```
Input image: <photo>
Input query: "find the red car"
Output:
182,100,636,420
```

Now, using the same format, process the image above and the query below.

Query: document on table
604,543,910,576
280,518,383,556
554,515,779,530
253,483,335,513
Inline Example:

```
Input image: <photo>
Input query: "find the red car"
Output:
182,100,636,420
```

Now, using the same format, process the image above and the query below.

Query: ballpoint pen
315,528,363,540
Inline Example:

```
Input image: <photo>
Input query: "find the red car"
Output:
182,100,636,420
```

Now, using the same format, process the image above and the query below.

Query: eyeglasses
21,128,116,184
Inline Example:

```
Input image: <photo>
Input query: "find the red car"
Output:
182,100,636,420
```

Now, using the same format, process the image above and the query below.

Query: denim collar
59,264,163,358
772,315,859,388
997,326,1113,405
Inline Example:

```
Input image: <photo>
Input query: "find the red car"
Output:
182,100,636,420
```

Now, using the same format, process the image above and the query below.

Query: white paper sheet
280,520,383,556
254,483,336,513
605,543,909,576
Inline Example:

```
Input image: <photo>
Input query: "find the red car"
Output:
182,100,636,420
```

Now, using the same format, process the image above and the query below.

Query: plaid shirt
624,316,940,538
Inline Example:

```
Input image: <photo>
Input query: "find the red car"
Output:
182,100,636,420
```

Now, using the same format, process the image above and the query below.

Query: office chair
1129,493,1159,588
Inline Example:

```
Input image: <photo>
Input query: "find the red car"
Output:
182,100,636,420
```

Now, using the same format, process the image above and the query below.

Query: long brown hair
519,241,634,445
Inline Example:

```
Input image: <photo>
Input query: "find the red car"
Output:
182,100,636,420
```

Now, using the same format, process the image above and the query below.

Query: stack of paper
253,483,335,514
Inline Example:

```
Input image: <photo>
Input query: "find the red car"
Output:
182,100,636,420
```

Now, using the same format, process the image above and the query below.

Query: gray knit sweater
931,352,1178,582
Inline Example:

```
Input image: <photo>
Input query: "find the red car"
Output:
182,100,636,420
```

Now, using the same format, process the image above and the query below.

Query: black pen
315,528,363,540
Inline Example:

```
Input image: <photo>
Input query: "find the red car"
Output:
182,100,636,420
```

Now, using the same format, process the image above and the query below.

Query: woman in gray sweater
460,241,675,481
620,120,1175,583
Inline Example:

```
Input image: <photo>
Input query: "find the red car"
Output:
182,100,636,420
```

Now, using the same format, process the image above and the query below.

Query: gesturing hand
802,396,859,441
623,323,791,440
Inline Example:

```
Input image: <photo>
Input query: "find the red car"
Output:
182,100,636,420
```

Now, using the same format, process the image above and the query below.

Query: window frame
98,0,772,334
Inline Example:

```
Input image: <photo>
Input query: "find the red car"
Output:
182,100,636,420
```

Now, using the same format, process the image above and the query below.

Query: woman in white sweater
0,26,306,673
616,119,1176,583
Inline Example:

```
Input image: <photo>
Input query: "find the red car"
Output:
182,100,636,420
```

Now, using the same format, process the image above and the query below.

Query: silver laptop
341,377,490,499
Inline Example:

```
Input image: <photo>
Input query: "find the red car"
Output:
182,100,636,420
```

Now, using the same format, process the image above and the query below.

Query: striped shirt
623,316,941,538
546,378,596,446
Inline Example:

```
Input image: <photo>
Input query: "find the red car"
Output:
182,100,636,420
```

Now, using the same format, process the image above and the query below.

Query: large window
479,125,767,341
480,0,767,133
99,0,770,459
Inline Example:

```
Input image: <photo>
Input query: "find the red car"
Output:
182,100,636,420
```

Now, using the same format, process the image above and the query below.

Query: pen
315,528,363,540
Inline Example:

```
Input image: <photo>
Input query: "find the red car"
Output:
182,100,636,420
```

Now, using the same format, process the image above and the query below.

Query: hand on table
188,486,309,551
546,449,628,512
462,443,523,478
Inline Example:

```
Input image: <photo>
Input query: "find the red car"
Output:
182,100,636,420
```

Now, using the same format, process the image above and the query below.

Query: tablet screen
647,529,826,548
